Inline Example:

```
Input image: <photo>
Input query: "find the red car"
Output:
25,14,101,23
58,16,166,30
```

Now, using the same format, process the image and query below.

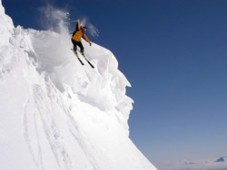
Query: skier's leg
74,45,77,52
78,41,85,56
72,40,77,52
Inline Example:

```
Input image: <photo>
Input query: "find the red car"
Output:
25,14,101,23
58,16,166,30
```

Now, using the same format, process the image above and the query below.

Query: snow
0,1,157,170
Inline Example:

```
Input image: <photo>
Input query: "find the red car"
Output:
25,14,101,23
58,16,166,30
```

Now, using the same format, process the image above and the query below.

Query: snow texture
0,1,157,170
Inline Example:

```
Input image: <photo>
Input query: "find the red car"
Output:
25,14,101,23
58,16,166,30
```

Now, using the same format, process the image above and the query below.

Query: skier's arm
76,20,81,31
82,34,92,45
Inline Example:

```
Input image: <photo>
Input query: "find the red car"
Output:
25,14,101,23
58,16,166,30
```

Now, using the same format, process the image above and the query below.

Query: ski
73,50,84,66
83,55,95,69
79,51,95,69
72,49,95,68
76,55,85,66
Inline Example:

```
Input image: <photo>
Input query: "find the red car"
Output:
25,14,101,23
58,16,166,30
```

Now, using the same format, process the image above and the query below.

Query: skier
71,19,92,56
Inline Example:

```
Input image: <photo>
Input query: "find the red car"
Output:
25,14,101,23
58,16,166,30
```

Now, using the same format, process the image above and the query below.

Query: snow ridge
0,1,157,170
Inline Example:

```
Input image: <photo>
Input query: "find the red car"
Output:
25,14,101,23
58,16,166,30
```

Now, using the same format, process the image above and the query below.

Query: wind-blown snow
0,1,157,170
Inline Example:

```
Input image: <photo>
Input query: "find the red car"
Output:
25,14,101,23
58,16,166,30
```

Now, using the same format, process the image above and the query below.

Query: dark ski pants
72,40,84,53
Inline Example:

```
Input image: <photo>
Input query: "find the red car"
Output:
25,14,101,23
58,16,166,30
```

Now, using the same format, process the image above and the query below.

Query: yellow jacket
72,20,90,43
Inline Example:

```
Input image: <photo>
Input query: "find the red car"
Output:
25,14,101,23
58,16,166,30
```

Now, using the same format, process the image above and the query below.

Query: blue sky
3,0,227,168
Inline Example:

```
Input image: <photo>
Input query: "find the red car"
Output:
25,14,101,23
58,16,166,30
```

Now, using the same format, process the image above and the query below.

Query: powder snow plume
0,1,157,170
80,17,100,38
39,5,99,38
39,4,70,33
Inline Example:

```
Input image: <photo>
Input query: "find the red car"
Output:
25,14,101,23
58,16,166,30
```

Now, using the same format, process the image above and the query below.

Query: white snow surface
0,1,157,170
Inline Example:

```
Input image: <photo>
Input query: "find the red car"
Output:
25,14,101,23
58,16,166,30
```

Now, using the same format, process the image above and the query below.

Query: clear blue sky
3,0,227,167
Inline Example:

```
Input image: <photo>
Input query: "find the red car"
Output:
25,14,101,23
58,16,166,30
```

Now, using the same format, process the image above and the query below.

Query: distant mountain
215,157,226,162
